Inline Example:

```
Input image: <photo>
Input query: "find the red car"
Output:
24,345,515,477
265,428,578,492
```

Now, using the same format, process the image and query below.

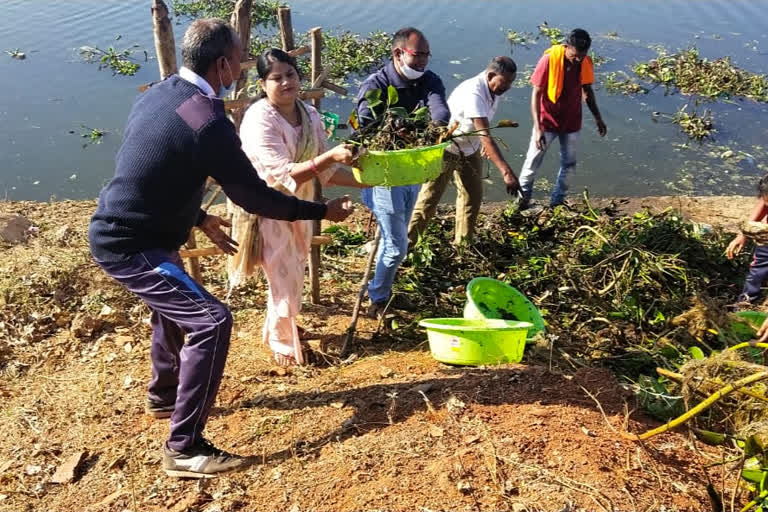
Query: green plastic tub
352,141,450,187
418,318,533,365
463,277,545,339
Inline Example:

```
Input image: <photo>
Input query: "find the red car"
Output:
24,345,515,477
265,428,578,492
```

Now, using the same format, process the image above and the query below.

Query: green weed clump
173,0,279,27
633,47,768,102
399,193,747,376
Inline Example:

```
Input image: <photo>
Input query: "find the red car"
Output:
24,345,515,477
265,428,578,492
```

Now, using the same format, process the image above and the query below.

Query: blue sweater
90,75,327,262
355,61,450,127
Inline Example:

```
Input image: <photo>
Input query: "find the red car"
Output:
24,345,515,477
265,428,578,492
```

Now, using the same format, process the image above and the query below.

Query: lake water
1,0,767,202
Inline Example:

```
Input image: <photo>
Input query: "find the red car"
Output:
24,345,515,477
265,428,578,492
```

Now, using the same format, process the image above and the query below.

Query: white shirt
179,66,216,97
445,71,499,156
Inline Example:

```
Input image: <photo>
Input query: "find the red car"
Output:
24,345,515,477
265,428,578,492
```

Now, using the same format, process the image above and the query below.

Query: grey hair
181,18,240,75
487,56,517,76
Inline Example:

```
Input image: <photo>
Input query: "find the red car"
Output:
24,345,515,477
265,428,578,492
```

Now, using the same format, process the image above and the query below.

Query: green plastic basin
352,141,450,187
463,277,545,339
418,318,533,365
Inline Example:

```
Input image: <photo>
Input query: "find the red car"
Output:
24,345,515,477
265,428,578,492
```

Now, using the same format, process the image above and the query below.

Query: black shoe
146,397,175,419
367,301,387,319
163,438,249,478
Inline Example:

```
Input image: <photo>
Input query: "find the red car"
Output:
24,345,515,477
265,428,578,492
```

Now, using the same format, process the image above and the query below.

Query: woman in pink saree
234,48,364,366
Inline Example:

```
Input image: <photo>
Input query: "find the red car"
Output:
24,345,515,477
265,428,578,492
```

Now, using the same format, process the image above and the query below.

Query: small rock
463,434,480,445
123,342,132,353
123,376,134,389
70,313,102,339
50,451,87,484
24,464,42,476
114,335,134,345
580,426,596,437
429,425,445,438
457,480,472,494
53,225,72,246
0,214,33,244
721,149,735,159
329,401,345,409
379,367,393,379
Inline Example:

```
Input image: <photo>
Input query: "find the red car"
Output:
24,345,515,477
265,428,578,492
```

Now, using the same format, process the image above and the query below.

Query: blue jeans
518,129,579,206
362,184,420,304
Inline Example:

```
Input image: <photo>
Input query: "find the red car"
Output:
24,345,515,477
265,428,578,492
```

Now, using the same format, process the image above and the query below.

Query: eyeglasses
399,47,431,59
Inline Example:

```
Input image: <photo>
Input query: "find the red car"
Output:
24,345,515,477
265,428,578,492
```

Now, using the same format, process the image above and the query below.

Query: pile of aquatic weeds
633,47,768,102
345,86,447,151
397,193,749,376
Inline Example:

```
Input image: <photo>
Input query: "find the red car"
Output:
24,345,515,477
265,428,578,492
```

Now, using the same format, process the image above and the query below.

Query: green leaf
365,88,381,104
743,468,767,484
389,107,409,118
692,428,726,446
412,106,429,120
387,85,399,107
688,346,705,360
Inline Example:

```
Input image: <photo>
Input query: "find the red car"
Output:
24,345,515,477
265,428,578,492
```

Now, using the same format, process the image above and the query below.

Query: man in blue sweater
356,27,450,318
89,19,352,478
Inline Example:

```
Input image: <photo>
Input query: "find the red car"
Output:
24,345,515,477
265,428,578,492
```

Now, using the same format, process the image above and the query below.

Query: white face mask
218,59,236,98
399,54,425,80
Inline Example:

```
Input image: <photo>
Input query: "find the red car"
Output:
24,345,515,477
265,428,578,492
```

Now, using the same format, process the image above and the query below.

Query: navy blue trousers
740,246,768,303
94,249,232,452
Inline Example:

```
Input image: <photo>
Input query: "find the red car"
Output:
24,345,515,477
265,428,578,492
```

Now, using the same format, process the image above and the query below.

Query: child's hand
726,233,747,260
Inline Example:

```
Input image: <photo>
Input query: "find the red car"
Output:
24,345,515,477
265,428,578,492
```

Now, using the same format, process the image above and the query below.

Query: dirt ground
0,196,756,512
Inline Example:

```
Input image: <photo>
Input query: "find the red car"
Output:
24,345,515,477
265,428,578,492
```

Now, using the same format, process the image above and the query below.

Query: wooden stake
151,0,177,78
229,0,253,132
308,26,324,305
340,229,381,358
277,7,295,51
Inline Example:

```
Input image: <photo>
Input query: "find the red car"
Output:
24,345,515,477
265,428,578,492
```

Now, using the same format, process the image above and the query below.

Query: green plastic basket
352,141,450,187
463,277,545,339
419,318,533,365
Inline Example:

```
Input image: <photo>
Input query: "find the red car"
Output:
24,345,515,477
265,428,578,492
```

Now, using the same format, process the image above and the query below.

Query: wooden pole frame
308,26,324,305
147,3,342,289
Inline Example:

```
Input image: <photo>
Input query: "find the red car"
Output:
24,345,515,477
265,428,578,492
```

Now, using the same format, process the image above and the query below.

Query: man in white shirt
409,56,519,245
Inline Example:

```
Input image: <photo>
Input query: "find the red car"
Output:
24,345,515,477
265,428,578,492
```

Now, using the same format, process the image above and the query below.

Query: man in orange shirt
518,28,607,209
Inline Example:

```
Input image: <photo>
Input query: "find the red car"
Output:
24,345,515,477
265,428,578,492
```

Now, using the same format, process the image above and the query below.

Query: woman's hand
726,233,747,260
328,144,356,165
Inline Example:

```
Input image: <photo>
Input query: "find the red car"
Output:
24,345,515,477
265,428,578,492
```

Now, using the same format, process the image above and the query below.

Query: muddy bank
0,195,757,512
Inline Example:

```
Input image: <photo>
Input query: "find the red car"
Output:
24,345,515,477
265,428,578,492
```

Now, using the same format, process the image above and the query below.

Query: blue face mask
218,59,236,98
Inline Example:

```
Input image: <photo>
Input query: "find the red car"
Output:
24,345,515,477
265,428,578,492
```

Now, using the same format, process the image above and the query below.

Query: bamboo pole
656,367,768,404
151,0,177,78
622,371,768,441
308,26,324,305
277,7,295,51
340,229,381,358
180,236,332,259
228,0,252,132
